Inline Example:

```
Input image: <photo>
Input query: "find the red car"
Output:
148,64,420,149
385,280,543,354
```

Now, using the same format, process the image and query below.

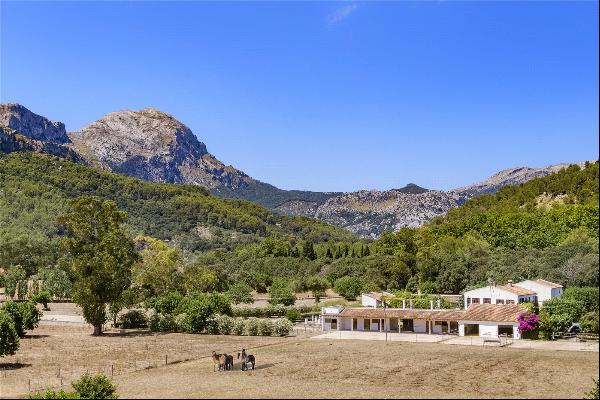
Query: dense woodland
0,152,598,305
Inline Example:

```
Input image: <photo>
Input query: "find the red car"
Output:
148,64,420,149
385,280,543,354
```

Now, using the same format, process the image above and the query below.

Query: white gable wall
463,286,520,309
514,280,563,304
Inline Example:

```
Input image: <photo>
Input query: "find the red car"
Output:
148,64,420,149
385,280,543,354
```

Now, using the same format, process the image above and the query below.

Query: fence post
28,379,31,392
111,364,114,376
165,354,168,365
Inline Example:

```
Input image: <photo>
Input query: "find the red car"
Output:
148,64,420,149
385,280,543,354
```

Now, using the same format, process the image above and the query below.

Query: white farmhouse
463,281,537,309
513,279,563,305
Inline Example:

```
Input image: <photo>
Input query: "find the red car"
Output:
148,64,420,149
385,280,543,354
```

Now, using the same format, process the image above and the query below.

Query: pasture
1,322,598,399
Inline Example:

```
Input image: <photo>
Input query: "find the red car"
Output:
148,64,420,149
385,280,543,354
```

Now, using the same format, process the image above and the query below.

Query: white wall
463,286,520,309
361,295,378,308
458,321,520,339
414,319,427,333
515,280,563,304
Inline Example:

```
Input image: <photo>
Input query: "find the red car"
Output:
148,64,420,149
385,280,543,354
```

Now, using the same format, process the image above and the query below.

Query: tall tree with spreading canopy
59,196,138,335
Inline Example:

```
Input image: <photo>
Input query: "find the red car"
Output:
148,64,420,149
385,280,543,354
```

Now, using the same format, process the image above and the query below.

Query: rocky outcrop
0,125,81,162
68,108,256,188
0,103,69,143
276,186,461,238
451,163,588,198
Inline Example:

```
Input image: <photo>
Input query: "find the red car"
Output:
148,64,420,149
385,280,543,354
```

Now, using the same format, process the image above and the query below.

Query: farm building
513,279,563,305
321,303,526,339
463,278,563,308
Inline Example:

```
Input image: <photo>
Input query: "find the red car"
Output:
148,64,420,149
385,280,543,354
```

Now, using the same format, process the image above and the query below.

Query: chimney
507,280,513,287
409,299,414,309
437,299,441,309
402,299,406,310
430,300,434,310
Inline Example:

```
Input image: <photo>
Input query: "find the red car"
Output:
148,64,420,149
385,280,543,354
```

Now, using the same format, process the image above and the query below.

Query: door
402,319,414,332
353,318,358,331
390,318,399,332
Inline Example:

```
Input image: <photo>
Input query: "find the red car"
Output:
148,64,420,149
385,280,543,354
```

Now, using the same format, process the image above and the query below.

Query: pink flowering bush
517,311,540,333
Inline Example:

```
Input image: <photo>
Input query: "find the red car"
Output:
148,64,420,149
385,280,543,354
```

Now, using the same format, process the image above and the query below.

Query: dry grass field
1,323,598,399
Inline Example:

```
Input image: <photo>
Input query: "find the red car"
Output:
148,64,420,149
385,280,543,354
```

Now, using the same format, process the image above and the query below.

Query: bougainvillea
517,311,540,333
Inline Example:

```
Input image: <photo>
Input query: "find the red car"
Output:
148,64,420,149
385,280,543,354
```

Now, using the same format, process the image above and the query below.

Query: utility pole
383,290,388,344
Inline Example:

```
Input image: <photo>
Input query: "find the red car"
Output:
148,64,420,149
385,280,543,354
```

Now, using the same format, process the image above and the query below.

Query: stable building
321,303,526,339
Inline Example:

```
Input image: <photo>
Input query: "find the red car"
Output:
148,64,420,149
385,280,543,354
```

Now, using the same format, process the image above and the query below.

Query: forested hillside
0,152,597,301
0,152,354,274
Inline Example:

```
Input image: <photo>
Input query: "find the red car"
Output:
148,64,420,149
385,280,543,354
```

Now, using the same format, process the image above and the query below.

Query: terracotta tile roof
497,285,536,296
462,304,526,323
534,279,563,289
333,307,466,321
324,304,527,323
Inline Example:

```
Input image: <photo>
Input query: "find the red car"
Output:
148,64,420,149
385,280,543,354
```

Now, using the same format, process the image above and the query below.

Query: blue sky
1,1,598,192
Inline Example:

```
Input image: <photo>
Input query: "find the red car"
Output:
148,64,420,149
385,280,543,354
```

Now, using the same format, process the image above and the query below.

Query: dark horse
237,348,256,371
224,354,234,371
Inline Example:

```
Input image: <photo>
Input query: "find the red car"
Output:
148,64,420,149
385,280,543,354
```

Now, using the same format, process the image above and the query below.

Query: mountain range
0,103,587,238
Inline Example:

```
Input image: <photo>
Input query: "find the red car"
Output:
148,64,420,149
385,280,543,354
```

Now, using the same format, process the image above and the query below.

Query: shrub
226,282,254,305
517,311,540,333
580,312,599,334
205,314,220,335
0,310,19,357
258,319,274,336
71,373,117,399
147,292,183,315
268,279,296,306
28,389,80,399
216,314,234,335
1,301,25,337
116,310,148,329
20,301,42,331
148,313,176,332
231,318,246,336
174,313,191,333
245,317,260,336
31,291,52,310
285,309,301,322
273,318,293,337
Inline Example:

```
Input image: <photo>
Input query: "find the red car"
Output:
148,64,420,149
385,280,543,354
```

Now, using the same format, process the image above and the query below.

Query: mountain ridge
0,103,589,238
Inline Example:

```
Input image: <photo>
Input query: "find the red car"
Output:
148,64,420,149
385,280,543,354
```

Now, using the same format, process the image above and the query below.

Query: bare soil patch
1,323,597,399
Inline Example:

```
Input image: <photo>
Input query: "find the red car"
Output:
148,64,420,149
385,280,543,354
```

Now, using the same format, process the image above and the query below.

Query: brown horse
211,351,226,371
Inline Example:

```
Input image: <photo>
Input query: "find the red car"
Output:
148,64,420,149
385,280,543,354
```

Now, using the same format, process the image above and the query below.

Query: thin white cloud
327,4,358,25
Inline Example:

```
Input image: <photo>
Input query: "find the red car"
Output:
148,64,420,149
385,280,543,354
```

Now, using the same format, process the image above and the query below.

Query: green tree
226,282,254,304
334,276,363,300
4,265,26,299
306,276,329,303
32,291,52,310
268,278,296,306
132,236,180,297
0,310,19,357
39,267,72,299
180,265,218,295
59,197,139,336
302,240,317,260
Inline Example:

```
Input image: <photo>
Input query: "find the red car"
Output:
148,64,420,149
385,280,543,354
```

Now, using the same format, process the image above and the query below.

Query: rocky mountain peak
68,108,251,188
0,103,69,143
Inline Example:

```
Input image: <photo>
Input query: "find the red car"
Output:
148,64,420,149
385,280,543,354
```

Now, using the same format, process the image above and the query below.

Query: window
467,297,471,306
496,299,505,304
483,298,491,304
506,300,515,305
472,298,480,304
364,319,370,330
